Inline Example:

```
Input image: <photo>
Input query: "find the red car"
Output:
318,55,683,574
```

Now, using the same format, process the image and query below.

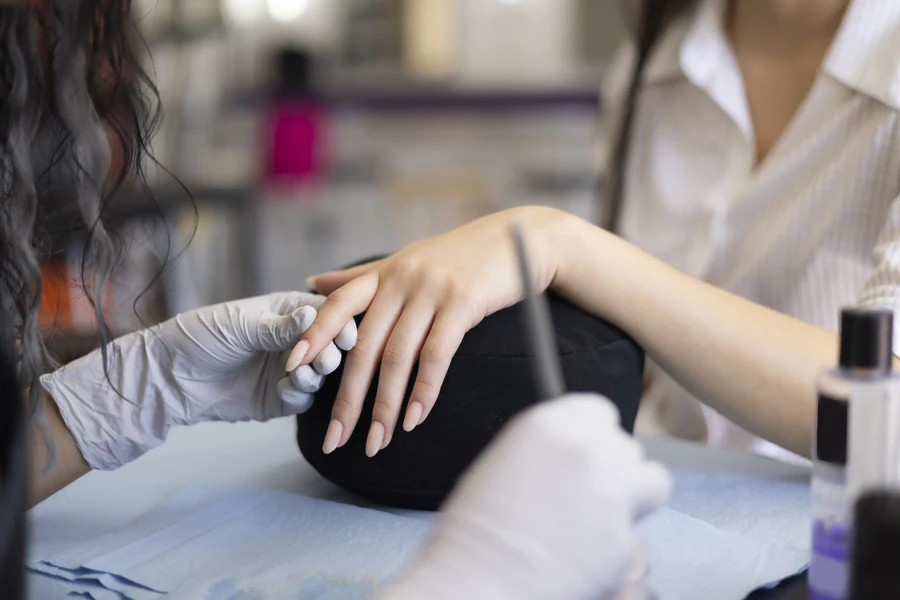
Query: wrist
511,205,581,292
28,391,91,506
549,216,658,332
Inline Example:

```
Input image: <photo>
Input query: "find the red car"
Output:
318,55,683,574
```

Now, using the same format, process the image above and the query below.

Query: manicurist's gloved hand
40,292,357,470
375,394,671,600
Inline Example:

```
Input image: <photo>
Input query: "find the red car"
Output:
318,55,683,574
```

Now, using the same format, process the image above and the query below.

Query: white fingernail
306,276,317,290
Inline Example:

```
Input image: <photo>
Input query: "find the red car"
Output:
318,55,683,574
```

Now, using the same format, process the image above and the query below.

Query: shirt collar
641,0,727,87
643,0,900,111
676,0,753,139
823,0,900,110
641,0,753,140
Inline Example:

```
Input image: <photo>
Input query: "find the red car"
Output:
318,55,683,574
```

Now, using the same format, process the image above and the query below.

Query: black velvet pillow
296,258,644,510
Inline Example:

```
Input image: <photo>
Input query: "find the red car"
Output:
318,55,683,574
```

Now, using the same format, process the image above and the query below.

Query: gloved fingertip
295,305,318,333
278,377,315,413
312,344,342,375
335,319,358,351
290,365,325,393
631,462,673,520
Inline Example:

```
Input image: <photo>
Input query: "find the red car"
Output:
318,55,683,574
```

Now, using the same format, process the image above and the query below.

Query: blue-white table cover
28,419,811,600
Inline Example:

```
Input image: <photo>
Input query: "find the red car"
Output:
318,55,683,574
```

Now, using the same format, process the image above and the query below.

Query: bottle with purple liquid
810,309,894,600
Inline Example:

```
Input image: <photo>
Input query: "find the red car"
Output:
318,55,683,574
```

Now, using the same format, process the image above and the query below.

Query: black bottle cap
839,309,893,372
274,47,314,97
849,490,900,599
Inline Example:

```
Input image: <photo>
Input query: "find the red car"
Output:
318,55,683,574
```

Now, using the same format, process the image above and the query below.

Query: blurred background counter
40,0,627,362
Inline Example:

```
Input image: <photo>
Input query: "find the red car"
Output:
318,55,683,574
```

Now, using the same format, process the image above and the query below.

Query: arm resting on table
551,216,838,458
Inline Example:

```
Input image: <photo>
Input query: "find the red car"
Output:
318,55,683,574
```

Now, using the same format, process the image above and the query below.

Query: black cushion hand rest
296,260,644,510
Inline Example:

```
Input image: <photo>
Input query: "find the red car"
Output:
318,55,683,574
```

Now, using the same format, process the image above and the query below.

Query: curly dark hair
0,0,165,441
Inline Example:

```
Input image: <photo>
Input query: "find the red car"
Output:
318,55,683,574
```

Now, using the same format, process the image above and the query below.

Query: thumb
253,305,318,352
309,260,383,295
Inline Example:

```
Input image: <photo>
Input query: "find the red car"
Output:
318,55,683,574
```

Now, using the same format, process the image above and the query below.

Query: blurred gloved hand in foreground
376,393,672,600
41,292,356,470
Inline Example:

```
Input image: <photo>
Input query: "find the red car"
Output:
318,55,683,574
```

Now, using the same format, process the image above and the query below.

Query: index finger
309,259,384,295
296,273,379,367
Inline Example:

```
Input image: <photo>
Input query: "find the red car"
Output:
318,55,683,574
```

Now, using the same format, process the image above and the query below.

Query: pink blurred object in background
261,47,329,193
263,100,329,188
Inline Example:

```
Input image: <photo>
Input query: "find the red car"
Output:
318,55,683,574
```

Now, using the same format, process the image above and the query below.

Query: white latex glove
376,394,672,600
40,292,357,470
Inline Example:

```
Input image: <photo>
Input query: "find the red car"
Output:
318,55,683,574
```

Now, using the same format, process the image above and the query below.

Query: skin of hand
297,207,566,456
299,205,852,458
29,392,91,507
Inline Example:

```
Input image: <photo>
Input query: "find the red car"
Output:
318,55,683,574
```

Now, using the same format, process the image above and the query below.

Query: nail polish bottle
810,308,893,600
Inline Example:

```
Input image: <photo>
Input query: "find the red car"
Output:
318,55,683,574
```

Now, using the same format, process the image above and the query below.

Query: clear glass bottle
810,309,894,600
810,370,852,600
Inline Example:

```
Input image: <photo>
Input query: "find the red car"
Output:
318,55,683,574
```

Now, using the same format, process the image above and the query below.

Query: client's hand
375,394,672,600
40,292,357,470
296,206,573,456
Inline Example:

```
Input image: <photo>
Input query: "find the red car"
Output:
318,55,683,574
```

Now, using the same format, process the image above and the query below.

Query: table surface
27,417,810,599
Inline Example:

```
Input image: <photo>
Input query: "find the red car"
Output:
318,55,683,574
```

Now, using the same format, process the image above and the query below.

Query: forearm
28,392,90,507
549,214,830,457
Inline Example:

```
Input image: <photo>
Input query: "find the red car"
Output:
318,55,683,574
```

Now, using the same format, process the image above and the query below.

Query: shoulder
823,0,900,111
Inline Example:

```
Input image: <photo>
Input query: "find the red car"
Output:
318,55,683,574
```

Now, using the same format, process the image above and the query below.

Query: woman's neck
727,0,851,166
730,0,851,54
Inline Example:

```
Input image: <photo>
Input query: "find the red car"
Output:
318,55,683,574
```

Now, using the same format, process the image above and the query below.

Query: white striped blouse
597,0,900,463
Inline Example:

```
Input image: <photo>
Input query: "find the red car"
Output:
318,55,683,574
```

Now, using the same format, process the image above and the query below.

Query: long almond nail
403,402,424,432
323,420,343,454
418,403,433,427
286,340,310,372
366,422,385,458
305,276,317,291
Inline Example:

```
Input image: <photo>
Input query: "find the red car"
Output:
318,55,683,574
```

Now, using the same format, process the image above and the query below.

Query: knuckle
381,342,407,367
419,344,447,367
332,394,357,417
323,290,350,316
388,260,420,286
422,269,448,292
456,295,483,325
444,280,469,303
350,337,370,360
413,377,441,400
372,398,397,419
303,321,325,342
